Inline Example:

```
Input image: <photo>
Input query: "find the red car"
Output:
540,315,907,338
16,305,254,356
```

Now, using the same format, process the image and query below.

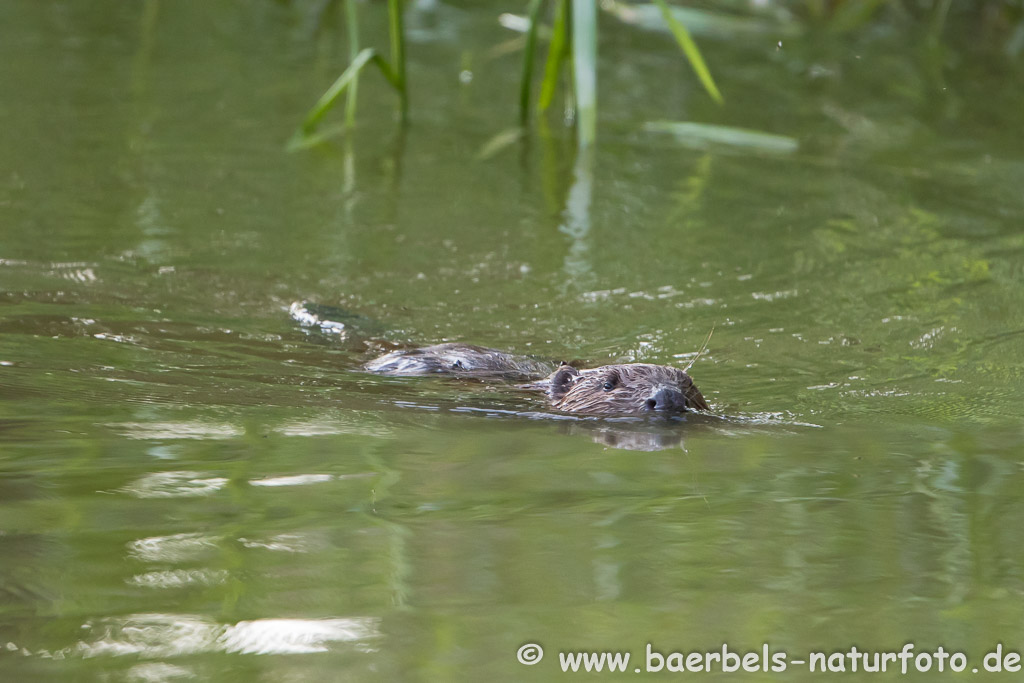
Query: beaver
365,343,709,416
364,343,556,380
290,303,710,417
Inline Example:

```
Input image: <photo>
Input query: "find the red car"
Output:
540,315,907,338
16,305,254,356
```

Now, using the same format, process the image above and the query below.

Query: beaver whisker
682,325,714,374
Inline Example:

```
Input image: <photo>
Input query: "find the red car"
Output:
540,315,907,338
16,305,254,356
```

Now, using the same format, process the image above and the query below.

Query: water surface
2,2,1024,680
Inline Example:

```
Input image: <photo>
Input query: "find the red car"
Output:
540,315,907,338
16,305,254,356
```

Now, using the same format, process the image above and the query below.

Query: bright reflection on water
76,614,380,657
121,472,230,498
127,569,230,589
128,533,221,564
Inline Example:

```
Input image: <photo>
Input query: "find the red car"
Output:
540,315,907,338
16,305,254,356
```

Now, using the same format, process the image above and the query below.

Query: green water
3,2,1024,680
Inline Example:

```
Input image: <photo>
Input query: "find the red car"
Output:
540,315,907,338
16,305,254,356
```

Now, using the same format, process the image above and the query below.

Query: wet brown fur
364,343,556,380
544,363,708,415
366,343,708,416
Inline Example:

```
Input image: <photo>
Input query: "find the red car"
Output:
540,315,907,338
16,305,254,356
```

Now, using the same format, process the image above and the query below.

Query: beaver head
545,363,708,416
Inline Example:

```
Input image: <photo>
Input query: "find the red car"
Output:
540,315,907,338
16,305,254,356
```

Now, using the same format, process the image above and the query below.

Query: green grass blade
651,0,723,105
519,0,545,127
344,0,360,128
301,47,379,135
373,57,402,91
387,0,408,120
538,0,569,113
287,123,350,152
291,47,408,151
290,2,407,149
571,0,597,148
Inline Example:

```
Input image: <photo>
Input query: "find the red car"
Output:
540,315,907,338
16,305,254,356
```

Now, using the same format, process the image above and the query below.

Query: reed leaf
287,123,349,152
651,0,723,105
571,0,597,148
538,0,569,113
519,0,545,127
290,0,407,149
643,120,797,154
344,0,360,128
387,0,408,118
292,47,405,148
301,48,379,135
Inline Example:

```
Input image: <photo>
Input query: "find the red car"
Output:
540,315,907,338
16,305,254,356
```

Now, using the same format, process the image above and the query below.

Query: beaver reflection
366,343,708,417
564,422,690,451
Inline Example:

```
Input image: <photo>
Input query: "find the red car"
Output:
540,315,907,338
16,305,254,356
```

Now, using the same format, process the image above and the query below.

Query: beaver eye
602,376,618,391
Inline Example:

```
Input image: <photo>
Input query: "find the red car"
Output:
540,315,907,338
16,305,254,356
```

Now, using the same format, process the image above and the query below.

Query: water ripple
120,472,228,498
128,533,221,563
110,422,244,440
127,569,229,589
73,614,379,658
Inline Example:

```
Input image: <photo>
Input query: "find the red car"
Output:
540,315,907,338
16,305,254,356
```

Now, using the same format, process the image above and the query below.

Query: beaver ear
548,365,580,400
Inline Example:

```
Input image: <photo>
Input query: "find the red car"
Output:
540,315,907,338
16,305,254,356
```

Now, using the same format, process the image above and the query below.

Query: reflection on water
128,533,221,564
248,473,334,487
124,662,194,683
74,614,380,658
127,569,229,589
238,533,324,553
111,422,245,440
121,472,229,498
559,152,595,287
7,614,378,661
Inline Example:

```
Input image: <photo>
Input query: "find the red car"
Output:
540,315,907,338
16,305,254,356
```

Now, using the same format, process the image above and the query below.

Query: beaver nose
645,386,687,412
